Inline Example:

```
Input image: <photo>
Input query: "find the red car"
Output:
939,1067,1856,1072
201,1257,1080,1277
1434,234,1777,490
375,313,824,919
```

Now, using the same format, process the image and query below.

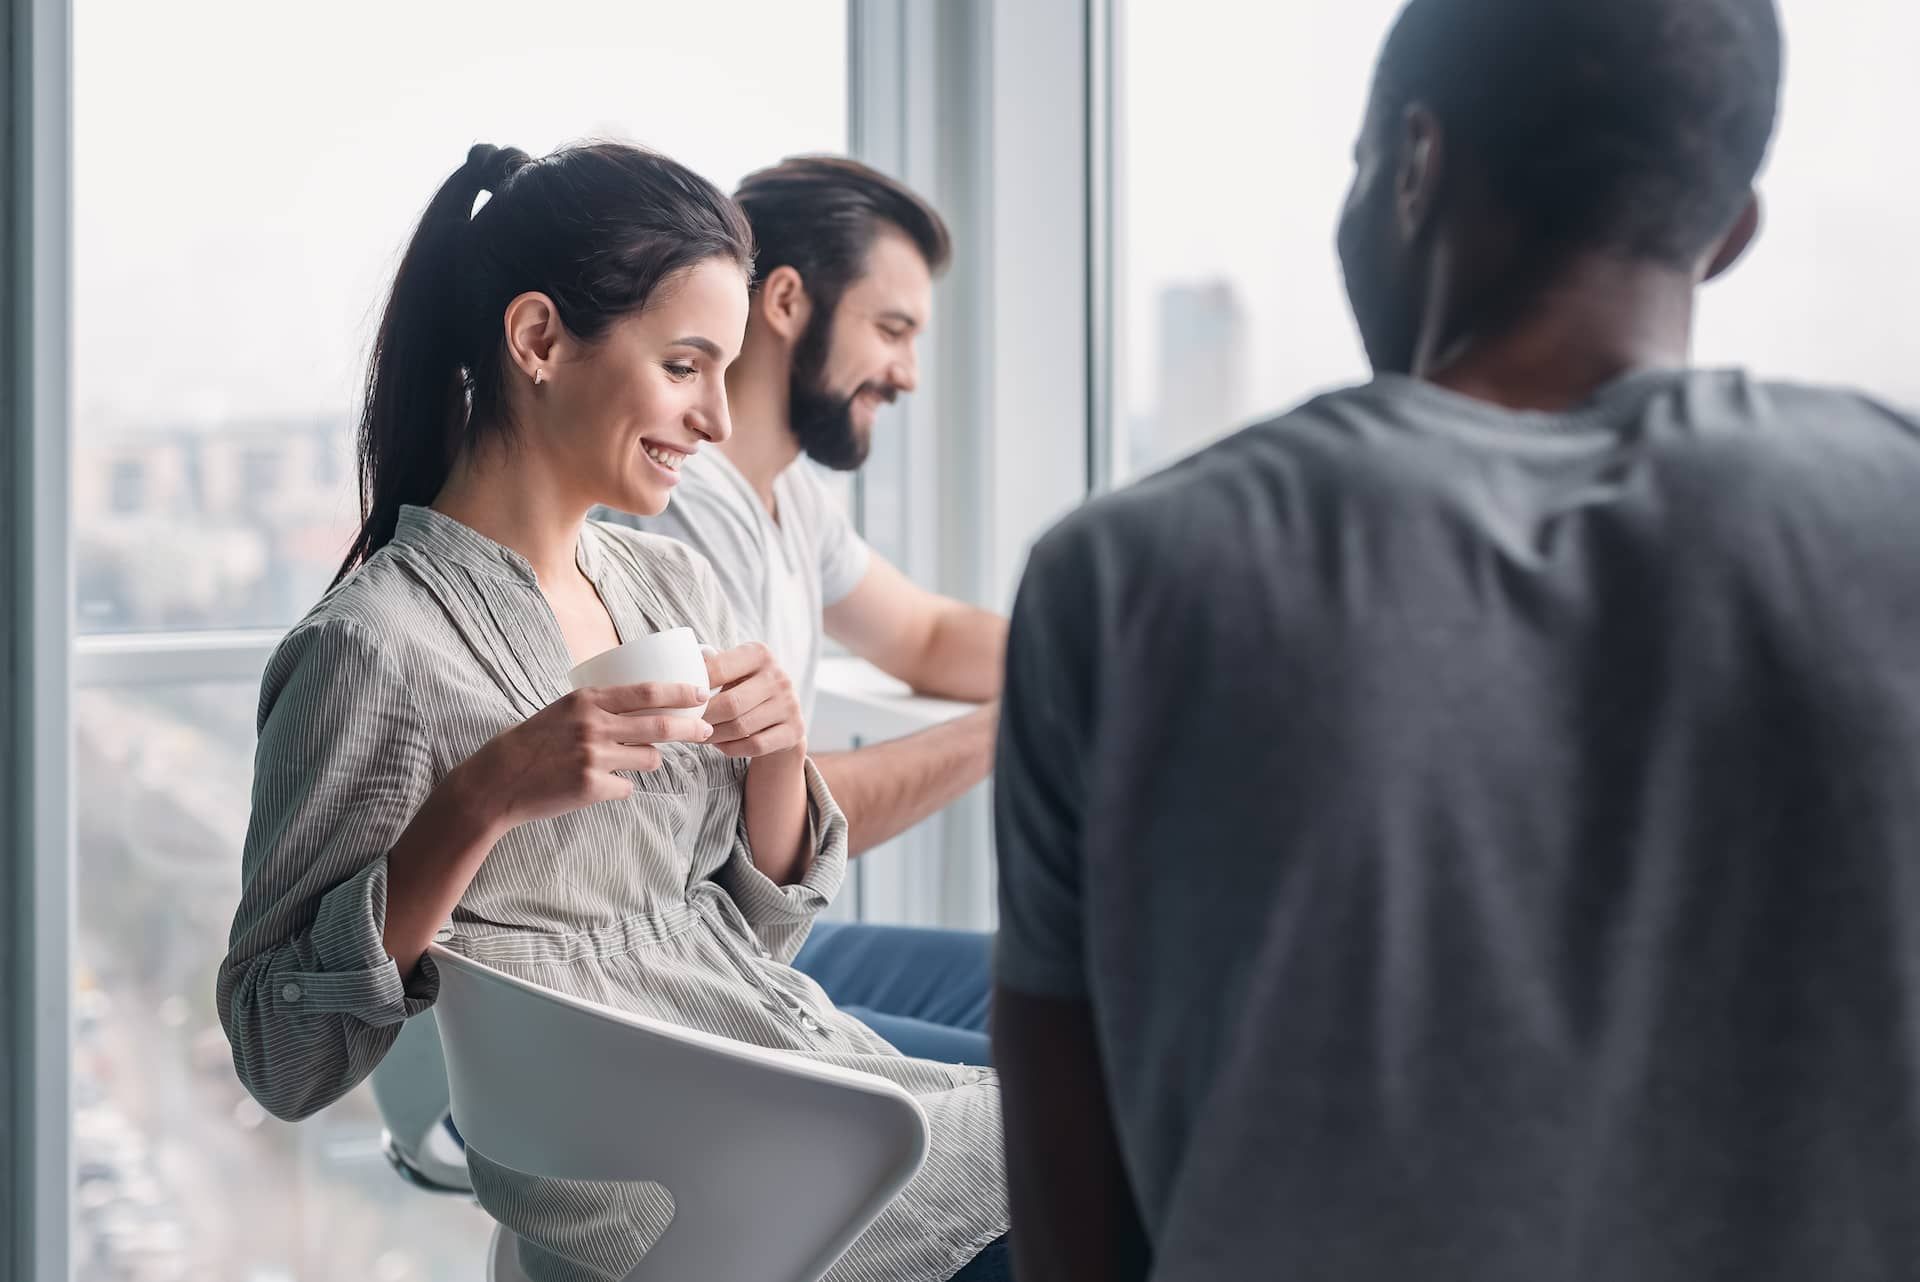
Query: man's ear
755,264,813,344
1704,191,1761,283
1396,104,1446,243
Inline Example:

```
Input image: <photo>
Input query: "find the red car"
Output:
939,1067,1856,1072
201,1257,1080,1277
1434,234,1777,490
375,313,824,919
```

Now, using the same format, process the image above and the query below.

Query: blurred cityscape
74,416,359,632
72,413,495,1279
73,671,496,1282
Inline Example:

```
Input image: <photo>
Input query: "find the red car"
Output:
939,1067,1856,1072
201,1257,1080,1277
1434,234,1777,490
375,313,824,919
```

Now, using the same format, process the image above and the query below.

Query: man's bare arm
825,556,1007,701
813,701,998,856
995,986,1151,1282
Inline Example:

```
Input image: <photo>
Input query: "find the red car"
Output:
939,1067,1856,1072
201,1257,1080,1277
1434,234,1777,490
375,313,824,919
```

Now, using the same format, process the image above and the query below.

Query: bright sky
75,1,1920,443
73,0,847,432
1120,0,1920,437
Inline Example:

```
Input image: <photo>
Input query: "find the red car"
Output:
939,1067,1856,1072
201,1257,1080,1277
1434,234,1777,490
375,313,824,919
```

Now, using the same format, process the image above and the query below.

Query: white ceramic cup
567,626,713,722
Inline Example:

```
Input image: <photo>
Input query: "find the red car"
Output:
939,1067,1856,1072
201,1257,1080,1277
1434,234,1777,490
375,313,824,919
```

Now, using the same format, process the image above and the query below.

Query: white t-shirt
605,449,870,720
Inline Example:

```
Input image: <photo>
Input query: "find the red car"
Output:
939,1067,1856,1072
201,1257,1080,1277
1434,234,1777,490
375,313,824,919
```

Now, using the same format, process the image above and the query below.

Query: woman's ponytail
334,143,532,584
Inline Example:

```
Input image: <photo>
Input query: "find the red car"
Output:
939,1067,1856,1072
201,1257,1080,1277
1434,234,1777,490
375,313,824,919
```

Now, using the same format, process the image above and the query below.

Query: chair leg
488,1224,534,1282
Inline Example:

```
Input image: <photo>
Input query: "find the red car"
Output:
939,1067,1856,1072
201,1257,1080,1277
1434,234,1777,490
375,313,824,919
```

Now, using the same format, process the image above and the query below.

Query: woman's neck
431,437,591,588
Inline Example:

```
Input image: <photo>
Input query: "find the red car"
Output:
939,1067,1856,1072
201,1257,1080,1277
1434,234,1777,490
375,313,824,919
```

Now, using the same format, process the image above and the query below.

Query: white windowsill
810,654,977,751
73,629,282,688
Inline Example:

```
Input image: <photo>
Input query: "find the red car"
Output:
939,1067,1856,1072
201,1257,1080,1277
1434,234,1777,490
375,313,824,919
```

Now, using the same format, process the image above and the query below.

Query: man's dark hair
734,155,952,317
1376,0,1782,266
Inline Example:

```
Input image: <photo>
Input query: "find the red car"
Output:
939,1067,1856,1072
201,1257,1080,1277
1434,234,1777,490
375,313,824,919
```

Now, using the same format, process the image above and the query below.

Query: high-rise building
1152,279,1250,466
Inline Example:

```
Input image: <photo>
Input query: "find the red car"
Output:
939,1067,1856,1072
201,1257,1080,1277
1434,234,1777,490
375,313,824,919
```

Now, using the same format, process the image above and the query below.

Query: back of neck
1418,253,1697,412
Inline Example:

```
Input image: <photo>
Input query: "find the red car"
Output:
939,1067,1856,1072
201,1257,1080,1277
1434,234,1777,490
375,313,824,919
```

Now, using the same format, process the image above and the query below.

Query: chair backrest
426,943,930,1282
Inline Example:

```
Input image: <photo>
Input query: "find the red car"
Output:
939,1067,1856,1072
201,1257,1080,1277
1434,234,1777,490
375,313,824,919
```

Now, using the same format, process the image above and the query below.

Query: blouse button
280,983,303,1004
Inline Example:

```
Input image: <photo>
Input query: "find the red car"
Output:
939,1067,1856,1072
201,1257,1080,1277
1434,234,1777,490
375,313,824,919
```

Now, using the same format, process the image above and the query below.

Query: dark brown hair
335,141,755,583
733,154,950,321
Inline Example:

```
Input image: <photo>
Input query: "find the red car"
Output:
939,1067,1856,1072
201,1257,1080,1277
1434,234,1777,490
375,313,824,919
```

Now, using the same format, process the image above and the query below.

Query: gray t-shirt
603,449,870,719
995,370,1920,1281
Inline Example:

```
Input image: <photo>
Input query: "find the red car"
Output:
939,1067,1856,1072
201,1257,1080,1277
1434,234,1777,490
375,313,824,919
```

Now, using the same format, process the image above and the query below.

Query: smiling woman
333,142,755,584
65,5,853,1278
214,138,1009,1282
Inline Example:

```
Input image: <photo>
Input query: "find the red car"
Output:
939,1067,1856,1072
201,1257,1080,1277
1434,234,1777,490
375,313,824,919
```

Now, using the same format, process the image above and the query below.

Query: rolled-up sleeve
718,756,848,962
663,536,850,959
216,618,441,1122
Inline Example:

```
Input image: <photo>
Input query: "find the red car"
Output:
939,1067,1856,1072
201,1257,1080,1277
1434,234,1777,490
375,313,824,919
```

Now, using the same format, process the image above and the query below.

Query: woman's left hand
702,642,807,759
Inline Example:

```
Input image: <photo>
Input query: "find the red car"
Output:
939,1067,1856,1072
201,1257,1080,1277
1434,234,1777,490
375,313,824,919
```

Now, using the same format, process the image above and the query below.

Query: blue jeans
793,920,993,1066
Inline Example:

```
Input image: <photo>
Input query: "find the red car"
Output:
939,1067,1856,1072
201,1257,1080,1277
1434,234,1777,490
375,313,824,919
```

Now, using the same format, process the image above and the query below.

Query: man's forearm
996,987,1151,1282
904,606,1008,702
814,703,998,856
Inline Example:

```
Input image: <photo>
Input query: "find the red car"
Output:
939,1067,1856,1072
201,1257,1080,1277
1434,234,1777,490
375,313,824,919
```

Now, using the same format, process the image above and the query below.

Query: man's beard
788,307,893,471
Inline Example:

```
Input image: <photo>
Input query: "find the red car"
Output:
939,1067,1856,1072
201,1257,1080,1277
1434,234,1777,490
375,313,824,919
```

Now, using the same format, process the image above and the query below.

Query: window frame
8,0,76,1276
844,0,1101,929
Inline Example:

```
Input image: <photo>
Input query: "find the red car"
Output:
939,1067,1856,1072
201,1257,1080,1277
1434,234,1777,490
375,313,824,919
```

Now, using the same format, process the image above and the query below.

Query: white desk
810,656,992,929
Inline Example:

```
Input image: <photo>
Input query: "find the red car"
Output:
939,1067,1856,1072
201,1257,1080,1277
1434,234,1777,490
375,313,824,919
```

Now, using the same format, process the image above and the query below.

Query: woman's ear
503,291,564,383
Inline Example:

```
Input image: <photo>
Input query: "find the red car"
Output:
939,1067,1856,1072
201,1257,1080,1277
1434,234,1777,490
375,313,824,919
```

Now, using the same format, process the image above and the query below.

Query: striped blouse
216,504,1007,1282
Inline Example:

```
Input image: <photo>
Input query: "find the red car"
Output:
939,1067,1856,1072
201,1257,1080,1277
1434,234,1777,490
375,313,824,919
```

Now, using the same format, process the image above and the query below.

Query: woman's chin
603,485,671,519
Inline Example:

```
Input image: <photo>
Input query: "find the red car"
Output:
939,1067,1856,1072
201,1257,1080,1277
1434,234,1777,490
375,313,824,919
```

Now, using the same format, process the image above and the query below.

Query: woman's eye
664,362,697,381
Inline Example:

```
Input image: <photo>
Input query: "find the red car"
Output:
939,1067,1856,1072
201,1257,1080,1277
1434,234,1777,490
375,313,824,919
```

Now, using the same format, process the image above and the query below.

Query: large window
1111,0,1920,482
1111,0,1398,481
72,3,848,1278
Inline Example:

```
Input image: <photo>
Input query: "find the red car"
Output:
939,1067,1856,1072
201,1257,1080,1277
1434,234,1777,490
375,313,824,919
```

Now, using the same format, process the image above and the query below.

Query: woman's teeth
644,444,685,471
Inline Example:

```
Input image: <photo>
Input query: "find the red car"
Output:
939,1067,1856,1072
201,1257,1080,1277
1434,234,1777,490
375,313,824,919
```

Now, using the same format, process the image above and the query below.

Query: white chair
370,1008,474,1196
425,942,931,1282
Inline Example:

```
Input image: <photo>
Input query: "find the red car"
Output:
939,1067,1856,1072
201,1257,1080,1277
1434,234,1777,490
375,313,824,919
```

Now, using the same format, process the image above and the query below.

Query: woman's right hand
462,682,714,829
